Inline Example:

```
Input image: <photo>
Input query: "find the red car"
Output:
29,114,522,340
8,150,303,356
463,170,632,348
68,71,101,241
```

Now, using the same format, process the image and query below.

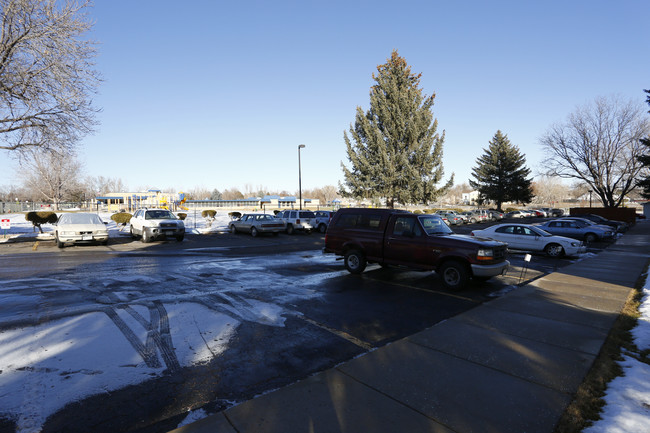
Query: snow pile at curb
583,280,650,432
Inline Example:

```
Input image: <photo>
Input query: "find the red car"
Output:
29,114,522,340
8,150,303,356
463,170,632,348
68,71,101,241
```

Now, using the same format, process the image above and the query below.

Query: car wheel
438,261,469,290
142,229,151,243
286,224,294,235
319,223,327,233
130,225,136,239
176,234,184,242
230,225,237,234
344,250,367,274
584,233,597,243
56,234,64,249
544,243,564,257
251,227,258,237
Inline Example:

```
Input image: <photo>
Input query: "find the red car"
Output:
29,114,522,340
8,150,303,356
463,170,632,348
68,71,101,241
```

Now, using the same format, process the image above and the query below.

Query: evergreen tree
470,131,533,210
340,50,453,208
636,90,650,198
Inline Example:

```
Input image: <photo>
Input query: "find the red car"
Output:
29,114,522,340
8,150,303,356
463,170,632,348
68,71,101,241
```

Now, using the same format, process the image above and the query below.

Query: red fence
570,207,638,225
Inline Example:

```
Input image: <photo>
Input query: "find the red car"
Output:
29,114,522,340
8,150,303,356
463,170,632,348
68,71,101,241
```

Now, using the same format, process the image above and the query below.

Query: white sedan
470,223,586,257
54,212,109,248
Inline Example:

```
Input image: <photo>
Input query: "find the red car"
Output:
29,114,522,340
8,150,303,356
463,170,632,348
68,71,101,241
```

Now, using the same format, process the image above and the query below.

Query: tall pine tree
470,131,533,211
636,90,650,198
340,50,453,208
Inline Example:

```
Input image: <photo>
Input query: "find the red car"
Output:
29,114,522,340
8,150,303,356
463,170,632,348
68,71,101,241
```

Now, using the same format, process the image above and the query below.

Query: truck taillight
296,219,301,225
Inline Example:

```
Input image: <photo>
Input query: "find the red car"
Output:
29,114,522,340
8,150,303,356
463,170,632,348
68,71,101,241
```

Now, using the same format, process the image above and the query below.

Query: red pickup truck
323,208,509,290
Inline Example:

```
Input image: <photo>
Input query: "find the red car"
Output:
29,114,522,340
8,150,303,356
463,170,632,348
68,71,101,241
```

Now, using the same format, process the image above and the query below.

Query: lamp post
298,144,306,210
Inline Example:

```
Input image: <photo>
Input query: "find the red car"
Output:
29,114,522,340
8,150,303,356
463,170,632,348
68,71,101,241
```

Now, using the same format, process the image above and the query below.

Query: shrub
202,210,216,218
110,212,132,231
177,213,187,220
413,209,423,214
228,211,241,220
25,211,58,233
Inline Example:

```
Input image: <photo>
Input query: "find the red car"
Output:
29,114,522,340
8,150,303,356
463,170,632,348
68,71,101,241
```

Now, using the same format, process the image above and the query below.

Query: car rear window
299,211,316,218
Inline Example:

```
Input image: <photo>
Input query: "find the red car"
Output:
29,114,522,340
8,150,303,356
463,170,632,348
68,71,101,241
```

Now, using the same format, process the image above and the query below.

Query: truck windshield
418,215,453,235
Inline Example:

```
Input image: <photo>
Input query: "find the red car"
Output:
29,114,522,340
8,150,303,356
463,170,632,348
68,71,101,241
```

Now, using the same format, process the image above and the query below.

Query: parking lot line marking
362,276,481,303
299,316,374,350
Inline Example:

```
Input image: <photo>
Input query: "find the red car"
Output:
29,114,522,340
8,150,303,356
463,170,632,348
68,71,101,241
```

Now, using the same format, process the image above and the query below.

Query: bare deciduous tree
20,149,83,209
85,175,127,198
221,188,244,200
531,176,567,205
0,0,100,153
540,96,650,207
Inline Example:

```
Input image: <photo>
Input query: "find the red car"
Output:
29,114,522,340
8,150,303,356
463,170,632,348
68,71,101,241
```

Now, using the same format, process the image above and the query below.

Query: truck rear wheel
438,261,469,290
344,250,367,274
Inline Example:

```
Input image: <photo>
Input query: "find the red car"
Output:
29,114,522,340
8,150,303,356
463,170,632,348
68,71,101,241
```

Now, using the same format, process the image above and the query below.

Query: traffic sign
0,219,9,229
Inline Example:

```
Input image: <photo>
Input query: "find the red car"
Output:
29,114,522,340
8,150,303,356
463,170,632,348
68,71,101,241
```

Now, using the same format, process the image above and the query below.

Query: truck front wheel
438,261,469,290
344,250,367,274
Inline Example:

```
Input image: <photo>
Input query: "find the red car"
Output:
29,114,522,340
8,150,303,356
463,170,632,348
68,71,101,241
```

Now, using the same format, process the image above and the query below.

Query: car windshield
418,215,453,235
145,210,177,220
58,213,103,225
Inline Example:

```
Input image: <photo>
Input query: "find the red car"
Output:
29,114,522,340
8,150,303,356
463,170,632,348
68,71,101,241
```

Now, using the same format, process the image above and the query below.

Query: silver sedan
228,213,286,237
54,213,109,248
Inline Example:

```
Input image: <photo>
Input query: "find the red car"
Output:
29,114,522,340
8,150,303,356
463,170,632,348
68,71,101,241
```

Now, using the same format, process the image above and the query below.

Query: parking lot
0,215,616,432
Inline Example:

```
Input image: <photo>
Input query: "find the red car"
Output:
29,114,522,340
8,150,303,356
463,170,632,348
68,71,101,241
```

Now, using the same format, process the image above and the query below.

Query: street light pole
298,144,306,210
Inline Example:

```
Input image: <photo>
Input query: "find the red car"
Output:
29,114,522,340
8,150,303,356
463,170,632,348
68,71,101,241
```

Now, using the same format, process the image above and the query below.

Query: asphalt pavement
171,221,650,433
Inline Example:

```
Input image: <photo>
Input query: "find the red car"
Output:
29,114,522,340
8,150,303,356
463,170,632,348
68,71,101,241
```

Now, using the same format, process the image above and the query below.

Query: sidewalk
172,222,650,433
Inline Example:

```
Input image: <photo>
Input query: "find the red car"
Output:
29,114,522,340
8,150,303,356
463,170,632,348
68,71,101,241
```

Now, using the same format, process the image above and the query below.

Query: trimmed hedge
202,210,216,218
228,211,241,220
25,211,58,233
111,212,132,225
111,212,132,232
177,213,187,220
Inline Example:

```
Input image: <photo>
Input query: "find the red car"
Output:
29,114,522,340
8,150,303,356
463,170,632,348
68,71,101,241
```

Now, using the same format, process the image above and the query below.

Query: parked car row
470,213,622,258
437,209,505,225
471,223,586,257
505,208,563,218
228,210,337,237
49,208,628,250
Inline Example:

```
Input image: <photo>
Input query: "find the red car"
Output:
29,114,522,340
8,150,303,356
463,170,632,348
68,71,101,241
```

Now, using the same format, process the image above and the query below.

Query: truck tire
438,261,469,290
344,250,367,274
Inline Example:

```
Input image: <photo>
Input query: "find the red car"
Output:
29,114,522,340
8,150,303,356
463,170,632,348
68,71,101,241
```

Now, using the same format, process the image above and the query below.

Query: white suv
130,208,185,243
276,209,316,234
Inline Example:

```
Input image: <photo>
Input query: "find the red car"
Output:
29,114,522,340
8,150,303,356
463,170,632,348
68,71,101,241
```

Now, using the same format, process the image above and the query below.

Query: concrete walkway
172,222,650,433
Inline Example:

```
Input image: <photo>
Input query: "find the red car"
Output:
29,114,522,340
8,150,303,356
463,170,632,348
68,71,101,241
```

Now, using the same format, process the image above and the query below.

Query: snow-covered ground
0,210,234,242
582,277,650,432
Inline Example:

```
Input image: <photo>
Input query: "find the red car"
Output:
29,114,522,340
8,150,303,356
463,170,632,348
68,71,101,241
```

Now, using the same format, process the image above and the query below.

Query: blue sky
1,0,649,195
